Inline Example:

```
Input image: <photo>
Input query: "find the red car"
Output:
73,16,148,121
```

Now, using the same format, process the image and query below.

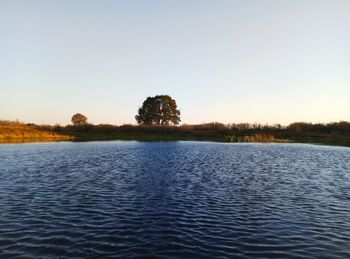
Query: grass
1,120,349,147
0,121,72,143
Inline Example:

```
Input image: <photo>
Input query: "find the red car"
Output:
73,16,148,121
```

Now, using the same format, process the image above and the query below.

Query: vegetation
52,121,350,147
1,112,349,147
71,113,88,126
0,120,71,143
1,117,349,147
135,95,181,125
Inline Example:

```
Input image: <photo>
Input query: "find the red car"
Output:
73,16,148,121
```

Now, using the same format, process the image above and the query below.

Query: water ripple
0,141,349,258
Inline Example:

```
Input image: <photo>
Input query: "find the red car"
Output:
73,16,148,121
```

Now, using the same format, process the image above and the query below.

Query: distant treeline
53,121,350,146
1,120,350,146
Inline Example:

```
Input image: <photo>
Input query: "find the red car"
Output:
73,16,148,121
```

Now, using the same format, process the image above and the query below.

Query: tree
135,95,181,125
71,113,88,126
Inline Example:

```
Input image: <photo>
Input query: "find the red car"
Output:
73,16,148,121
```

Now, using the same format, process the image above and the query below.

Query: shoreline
1,137,350,148
1,121,349,147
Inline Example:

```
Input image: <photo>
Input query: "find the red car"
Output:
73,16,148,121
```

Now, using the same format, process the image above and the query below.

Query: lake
0,141,349,258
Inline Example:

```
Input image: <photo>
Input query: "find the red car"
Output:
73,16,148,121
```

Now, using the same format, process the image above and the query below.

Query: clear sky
1,0,349,125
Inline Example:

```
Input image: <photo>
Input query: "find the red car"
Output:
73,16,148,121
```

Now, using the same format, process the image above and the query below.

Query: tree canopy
135,95,181,125
71,113,88,126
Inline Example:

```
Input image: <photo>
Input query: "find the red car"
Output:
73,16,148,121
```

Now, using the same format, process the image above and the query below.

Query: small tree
135,95,180,125
71,113,88,126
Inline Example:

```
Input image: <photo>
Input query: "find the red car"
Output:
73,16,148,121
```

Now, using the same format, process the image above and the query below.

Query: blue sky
1,0,349,125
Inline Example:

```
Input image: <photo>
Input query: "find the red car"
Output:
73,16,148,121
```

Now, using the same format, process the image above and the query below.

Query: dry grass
0,121,72,142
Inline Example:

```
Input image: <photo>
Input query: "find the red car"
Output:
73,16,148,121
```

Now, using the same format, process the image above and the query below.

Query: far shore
1,121,349,147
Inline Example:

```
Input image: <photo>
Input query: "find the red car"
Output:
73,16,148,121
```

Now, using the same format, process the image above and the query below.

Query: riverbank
1,121,349,147
0,121,72,143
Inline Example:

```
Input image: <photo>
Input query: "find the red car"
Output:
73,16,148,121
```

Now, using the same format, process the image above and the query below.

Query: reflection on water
0,141,349,258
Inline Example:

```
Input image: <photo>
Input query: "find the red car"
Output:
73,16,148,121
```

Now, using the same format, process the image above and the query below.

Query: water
0,141,349,258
